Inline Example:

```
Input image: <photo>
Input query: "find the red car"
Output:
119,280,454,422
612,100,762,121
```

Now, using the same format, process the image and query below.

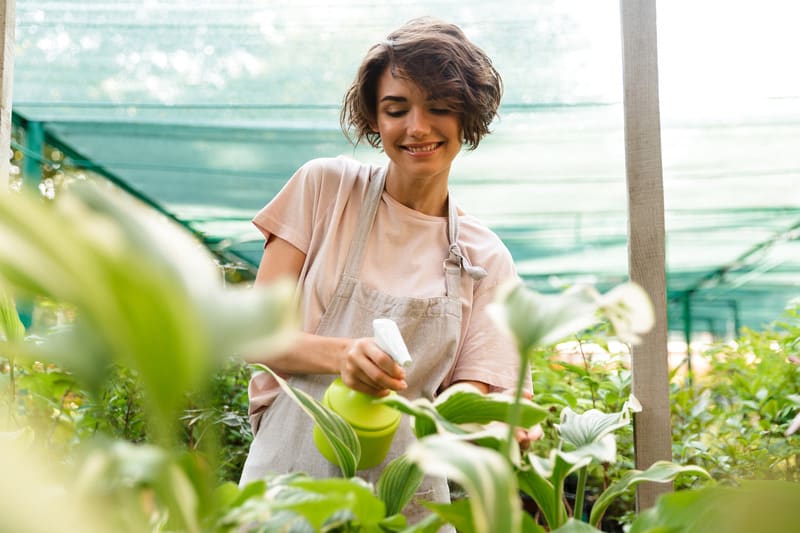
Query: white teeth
406,143,438,153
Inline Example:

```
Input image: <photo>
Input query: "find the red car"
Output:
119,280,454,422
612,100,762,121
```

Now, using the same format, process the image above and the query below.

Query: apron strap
445,193,487,286
342,168,486,297
342,166,387,278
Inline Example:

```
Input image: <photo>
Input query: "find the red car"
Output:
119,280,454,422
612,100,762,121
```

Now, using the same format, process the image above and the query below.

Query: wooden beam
619,0,672,510
0,0,14,193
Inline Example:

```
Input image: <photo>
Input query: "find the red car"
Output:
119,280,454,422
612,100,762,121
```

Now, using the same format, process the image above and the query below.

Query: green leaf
379,385,547,442
377,513,407,532
493,283,601,355
0,184,296,445
256,364,360,477
379,394,467,438
552,518,604,532
407,434,521,533
517,466,562,530
285,478,385,530
590,461,710,528
423,499,475,533
0,289,25,343
433,383,548,428
377,454,424,516
399,512,446,533
555,405,631,449
522,512,547,533
629,480,800,533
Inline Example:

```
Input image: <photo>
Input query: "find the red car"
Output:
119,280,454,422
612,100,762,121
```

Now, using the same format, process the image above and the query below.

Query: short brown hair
340,17,503,151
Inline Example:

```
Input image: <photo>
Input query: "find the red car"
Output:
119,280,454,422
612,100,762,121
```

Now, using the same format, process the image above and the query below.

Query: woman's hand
339,337,408,397
516,424,544,451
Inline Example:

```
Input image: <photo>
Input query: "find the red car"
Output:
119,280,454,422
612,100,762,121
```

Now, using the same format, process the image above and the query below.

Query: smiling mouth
402,142,443,154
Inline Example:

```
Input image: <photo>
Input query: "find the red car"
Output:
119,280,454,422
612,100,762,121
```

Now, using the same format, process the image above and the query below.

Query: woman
240,16,531,519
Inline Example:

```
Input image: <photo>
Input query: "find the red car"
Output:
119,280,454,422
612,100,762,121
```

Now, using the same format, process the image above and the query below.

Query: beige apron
240,166,485,525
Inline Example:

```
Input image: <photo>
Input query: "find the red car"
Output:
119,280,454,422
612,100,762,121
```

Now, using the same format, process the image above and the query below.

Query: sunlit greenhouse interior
10,0,800,342
0,0,800,533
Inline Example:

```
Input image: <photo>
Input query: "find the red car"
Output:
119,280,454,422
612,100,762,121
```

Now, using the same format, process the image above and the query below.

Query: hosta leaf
555,406,631,449
376,454,424,516
379,385,547,441
551,518,603,532
0,185,296,445
256,365,360,477
407,434,521,533
589,461,710,527
517,465,562,531
629,480,800,533
559,434,617,465
433,383,548,428
287,478,385,529
423,499,475,533
0,289,25,343
490,283,601,355
379,394,466,438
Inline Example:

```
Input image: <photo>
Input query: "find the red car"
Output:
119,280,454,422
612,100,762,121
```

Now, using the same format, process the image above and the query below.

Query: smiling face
374,68,463,192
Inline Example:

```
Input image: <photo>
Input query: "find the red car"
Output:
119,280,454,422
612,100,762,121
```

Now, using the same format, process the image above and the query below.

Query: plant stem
577,338,597,408
574,467,588,522
502,350,529,459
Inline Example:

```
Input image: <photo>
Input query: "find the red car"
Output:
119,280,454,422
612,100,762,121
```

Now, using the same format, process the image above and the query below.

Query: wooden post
0,0,14,193
619,0,672,510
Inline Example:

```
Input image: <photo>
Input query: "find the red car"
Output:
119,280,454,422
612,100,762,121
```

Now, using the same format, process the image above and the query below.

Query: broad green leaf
491,283,601,355
423,499,475,533
160,463,201,533
379,385,547,441
256,364,360,477
559,434,617,465
377,454,424,516
377,513,407,532
517,466,562,530
407,435,521,533
266,485,332,530
292,478,385,525
212,479,267,513
379,394,467,438
399,512,446,533
552,518,603,532
522,512,548,533
211,482,240,511
0,185,296,445
590,462,710,528
433,383,548,428
0,289,25,343
555,405,631,449
549,452,590,529
630,480,800,533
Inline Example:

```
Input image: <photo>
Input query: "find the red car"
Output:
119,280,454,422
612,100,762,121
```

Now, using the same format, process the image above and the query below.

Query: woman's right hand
339,337,407,397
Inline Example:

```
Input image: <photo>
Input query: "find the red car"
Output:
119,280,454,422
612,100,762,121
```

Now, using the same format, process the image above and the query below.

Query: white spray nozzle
373,318,413,367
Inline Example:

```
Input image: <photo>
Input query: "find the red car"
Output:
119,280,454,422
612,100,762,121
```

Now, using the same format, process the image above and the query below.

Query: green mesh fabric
11,0,800,335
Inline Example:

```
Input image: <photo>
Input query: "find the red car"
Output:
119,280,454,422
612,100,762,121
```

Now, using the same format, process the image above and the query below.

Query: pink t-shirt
248,156,524,419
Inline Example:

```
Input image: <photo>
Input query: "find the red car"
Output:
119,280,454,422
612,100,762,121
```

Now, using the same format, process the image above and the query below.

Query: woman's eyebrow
379,95,407,103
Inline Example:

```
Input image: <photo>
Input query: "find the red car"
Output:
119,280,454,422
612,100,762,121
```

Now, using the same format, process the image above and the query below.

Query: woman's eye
430,108,452,115
385,109,406,117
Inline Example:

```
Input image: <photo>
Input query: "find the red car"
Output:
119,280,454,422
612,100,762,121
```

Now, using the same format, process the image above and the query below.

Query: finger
346,340,407,391
363,338,406,380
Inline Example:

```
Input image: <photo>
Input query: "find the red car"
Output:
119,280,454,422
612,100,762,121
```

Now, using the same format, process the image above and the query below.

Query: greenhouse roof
11,0,800,336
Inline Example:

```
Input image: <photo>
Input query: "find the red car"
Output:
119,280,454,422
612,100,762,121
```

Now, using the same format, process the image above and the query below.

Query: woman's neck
384,166,450,217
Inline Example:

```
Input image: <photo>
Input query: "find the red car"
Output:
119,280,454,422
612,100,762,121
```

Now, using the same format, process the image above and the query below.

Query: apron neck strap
342,166,487,293
342,166,386,278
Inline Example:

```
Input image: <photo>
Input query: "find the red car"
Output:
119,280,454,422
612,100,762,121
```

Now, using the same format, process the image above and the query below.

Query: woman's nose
406,108,431,137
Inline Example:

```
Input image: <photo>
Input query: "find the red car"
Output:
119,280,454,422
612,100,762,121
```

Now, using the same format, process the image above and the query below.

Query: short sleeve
252,159,324,254
449,257,532,395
